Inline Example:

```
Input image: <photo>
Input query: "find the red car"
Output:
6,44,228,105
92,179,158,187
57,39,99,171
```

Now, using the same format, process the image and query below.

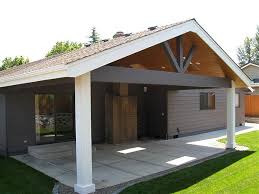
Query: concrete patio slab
108,159,168,176
93,165,140,188
12,123,259,191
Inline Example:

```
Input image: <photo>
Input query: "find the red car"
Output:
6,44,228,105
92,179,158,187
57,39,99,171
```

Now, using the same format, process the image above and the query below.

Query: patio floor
12,123,258,190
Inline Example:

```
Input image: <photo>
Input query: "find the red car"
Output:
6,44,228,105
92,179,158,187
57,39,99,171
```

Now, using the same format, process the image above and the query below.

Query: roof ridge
0,19,194,78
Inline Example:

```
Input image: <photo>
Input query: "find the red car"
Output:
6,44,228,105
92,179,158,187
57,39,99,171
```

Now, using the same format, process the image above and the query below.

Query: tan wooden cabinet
105,94,137,144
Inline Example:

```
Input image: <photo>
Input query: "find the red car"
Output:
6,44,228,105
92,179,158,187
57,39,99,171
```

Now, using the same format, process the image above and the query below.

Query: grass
121,131,259,194
0,157,55,194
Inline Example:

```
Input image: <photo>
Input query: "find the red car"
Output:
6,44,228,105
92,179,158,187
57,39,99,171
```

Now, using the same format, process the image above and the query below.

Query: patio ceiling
111,31,246,88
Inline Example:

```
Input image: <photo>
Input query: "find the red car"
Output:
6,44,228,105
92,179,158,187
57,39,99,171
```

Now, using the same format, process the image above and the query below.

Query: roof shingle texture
0,19,193,79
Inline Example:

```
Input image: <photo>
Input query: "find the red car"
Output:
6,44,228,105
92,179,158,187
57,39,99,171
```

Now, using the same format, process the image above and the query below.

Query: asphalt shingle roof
0,19,193,80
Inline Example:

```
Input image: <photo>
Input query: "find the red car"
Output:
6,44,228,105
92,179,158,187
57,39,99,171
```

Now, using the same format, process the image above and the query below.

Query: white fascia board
241,63,259,69
67,20,251,87
0,65,68,87
67,21,196,77
0,20,251,88
191,23,251,87
248,86,255,92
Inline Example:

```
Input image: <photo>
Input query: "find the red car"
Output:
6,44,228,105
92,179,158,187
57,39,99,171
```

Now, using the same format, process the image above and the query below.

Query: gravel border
58,149,235,194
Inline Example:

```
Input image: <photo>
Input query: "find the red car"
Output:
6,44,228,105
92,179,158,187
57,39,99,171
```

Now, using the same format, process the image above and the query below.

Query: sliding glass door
55,94,74,142
35,94,55,144
35,94,74,144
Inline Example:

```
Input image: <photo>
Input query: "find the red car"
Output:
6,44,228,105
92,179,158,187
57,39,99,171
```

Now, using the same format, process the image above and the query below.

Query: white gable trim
67,20,251,86
0,20,252,87
67,21,195,76
241,63,259,69
191,22,251,86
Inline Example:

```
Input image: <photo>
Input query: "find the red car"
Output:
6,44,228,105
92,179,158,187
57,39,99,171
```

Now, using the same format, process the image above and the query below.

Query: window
235,93,240,108
200,92,215,110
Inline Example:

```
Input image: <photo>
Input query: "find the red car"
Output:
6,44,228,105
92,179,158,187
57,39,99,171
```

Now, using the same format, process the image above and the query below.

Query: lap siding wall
167,88,245,137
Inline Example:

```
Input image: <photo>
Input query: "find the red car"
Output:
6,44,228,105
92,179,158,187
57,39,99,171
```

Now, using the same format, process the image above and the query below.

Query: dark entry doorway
137,85,167,139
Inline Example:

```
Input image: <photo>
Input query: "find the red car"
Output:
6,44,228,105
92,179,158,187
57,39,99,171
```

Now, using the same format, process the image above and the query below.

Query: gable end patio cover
0,19,252,194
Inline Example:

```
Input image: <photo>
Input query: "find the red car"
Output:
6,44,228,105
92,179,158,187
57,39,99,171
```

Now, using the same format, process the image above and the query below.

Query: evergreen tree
237,37,255,65
254,26,259,64
89,27,100,43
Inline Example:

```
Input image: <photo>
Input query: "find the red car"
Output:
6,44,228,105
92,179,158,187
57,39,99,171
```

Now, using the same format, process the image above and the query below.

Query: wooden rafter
183,45,196,72
162,35,196,73
177,36,184,69
161,41,181,72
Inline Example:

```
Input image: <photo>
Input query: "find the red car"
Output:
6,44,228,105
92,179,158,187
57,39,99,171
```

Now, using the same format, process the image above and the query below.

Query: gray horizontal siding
167,88,245,137
242,65,259,80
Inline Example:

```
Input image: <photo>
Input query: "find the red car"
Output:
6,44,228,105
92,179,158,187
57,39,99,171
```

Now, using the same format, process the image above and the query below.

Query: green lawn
0,157,55,194
121,131,259,194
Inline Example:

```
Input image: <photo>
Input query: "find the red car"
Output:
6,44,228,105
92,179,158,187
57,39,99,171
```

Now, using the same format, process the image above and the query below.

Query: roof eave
0,65,68,88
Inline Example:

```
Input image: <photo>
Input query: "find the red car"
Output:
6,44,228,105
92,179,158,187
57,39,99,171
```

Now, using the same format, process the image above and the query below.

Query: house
241,63,259,119
0,19,252,193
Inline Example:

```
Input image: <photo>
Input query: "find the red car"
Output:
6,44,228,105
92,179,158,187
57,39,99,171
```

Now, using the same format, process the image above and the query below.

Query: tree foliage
89,27,100,43
237,26,259,66
46,41,83,57
0,56,29,71
237,37,255,65
254,26,259,64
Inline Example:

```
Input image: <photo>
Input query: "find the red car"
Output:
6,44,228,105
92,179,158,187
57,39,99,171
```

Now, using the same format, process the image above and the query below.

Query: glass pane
208,93,215,109
200,92,215,110
200,93,208,110
35,94,55,144
55,94,74,142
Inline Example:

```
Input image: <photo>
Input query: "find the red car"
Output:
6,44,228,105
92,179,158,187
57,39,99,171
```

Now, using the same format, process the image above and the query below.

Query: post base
74,183,95,194
226,142,236,149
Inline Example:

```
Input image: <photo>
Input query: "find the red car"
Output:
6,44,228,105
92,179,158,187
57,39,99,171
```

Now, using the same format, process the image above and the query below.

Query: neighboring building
0,19,251,194
242,63,259,119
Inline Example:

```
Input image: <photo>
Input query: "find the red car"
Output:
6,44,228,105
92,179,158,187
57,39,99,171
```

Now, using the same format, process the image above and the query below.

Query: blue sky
0,0,258,63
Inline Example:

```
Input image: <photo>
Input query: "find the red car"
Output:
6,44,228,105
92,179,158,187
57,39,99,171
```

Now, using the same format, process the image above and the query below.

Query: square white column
226,80,236,149
74,72,95,194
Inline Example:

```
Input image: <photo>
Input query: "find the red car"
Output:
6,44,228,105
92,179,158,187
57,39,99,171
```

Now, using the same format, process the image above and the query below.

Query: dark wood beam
92,66,231,88
161,41,181,72
183,45,196,72
176,35,184,70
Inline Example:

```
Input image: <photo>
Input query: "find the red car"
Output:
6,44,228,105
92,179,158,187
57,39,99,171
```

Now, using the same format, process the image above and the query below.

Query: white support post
226,80,236,149
74,72,95,194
